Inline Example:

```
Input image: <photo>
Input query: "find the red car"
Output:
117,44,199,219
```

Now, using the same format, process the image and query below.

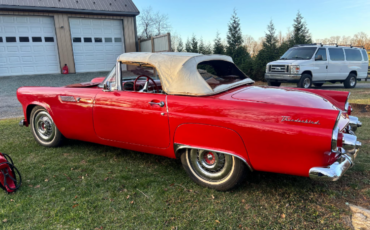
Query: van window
315,48,327,61
345,49,362,61
361,50,369,61
329,48,344,61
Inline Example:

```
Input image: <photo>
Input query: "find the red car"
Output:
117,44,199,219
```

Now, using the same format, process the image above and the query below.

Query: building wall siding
0,10,137,74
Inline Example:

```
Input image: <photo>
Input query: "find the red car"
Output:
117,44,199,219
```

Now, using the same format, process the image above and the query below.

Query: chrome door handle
149,101,165,107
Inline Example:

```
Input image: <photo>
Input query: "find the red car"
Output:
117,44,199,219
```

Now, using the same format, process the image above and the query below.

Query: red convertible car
17,52,362,191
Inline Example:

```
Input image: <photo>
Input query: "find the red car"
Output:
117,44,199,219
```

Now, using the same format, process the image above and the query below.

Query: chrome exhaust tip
19,119,27,127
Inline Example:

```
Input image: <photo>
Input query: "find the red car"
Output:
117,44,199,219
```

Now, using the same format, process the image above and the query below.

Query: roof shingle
0,0,139,16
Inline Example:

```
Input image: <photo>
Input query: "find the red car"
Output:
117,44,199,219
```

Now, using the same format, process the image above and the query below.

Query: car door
313,48,328,81
93,87,170,149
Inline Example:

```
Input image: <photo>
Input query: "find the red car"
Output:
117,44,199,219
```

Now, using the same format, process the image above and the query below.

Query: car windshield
98,66,116,88
280,47,317,60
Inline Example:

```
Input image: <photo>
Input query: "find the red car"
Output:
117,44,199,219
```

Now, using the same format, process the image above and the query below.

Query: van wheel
181,149,247,191
344,74,357,88
297,74,312,88
267,81,281,87
30,106,64,147
313,83,323,87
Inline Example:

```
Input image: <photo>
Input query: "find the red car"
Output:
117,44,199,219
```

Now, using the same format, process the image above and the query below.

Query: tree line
138,8,369,81
172,11,312,81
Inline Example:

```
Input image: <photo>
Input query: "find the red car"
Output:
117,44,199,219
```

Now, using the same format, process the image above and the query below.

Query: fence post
151,37,155,53
167,33,171,52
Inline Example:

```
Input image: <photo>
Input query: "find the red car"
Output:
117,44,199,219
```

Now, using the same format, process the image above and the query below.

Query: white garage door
0,15,60,77
70,18,125,73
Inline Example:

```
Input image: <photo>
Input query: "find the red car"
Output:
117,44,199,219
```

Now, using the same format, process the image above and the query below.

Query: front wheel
30,106,64,147
181,149,247,191
297,74,312,88
344,74,357,88
267,81,281,87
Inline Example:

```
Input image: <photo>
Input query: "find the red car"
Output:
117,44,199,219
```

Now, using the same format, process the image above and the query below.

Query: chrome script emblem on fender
281,116,320,125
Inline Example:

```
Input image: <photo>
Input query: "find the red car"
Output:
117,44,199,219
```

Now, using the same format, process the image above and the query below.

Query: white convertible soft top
117,52,254,96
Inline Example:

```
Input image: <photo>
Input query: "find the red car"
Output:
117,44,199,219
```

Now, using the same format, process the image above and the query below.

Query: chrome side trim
59,96,76,102
331,112,341,151
174,143,253,172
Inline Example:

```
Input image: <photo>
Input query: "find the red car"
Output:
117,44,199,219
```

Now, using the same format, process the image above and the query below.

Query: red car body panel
17,83,349,177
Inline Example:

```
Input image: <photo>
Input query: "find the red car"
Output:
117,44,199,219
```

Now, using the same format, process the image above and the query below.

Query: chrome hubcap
350,77,356,86
188,149,233,181
303,78,311,88
33,111,55,142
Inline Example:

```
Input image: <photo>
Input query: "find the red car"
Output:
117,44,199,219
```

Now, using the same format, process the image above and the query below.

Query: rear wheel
267,81,281,87
30,106,64,147
297,74,312,88
344,73,357,88
181,149,247,191
313,83,323,87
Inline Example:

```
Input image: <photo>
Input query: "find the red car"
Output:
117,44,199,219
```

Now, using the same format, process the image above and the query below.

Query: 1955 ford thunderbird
17,52,362,191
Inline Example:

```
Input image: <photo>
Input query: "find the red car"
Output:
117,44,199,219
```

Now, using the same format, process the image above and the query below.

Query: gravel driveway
0,72,108,119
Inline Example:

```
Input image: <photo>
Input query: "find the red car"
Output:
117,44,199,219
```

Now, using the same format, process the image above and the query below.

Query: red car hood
231,86,337,110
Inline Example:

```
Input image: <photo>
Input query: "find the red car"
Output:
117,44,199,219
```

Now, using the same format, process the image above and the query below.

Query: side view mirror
315,55,323,61
103,82,112,92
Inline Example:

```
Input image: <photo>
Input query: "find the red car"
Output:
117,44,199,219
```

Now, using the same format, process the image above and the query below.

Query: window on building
105,38,112,43
114,37,122,43
73,37,82,43
95,38,103,43
0,37,3,42
19,37,30,42
6,37,16,42
361,50,369,61
345,49,362,61
315,48,327,61
32,37,42,42
45,37,55,42
329,48,345,61
84,37,92,43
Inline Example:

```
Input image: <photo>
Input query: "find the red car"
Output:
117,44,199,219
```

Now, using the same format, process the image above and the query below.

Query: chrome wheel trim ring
303,78,311,88
350,77,356,87
188,149,233,181
33,111,56,143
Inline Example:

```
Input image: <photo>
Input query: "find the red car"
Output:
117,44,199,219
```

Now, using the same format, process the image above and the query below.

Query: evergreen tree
198,38,205,54
203,43,213,54
226,9,244,57
225,9,252,75
213,32,225,54
177,38,184,52
290,11,312,45
185,38,191,52
190,35,198,53
253,20,280,81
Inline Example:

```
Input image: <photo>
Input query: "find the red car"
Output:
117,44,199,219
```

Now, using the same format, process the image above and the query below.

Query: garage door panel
0,15,60,77
4,26,16,33
84,45,94,51
7,47,19,52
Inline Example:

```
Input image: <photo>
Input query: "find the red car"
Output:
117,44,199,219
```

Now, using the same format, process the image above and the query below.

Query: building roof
117,52,254,96
0,0,139,16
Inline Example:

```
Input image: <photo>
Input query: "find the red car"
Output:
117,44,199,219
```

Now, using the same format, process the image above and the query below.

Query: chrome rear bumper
309,135,361,182
19,119,28,127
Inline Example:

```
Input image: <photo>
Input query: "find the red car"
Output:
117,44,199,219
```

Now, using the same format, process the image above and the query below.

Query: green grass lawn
0,114,369,229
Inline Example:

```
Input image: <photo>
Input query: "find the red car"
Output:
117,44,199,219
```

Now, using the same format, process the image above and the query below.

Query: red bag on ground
0,153,21,193
62,64,69,74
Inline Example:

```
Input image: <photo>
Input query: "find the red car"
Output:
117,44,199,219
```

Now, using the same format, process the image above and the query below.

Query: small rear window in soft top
197,61,248,90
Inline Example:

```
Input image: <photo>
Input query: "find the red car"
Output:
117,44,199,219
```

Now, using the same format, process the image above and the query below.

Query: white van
265,44,369,88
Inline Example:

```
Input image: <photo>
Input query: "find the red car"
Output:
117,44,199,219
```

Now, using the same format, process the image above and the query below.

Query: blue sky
133,0,370,43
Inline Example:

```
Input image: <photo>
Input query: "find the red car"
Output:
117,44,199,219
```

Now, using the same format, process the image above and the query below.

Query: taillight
344,93,351,115
331,112,341,151
347,105,352,115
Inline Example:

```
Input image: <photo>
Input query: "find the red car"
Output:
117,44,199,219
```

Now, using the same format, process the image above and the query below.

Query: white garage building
0,0,139,77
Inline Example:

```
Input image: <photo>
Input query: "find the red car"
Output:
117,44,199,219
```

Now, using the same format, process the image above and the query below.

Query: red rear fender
173,124,252,170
